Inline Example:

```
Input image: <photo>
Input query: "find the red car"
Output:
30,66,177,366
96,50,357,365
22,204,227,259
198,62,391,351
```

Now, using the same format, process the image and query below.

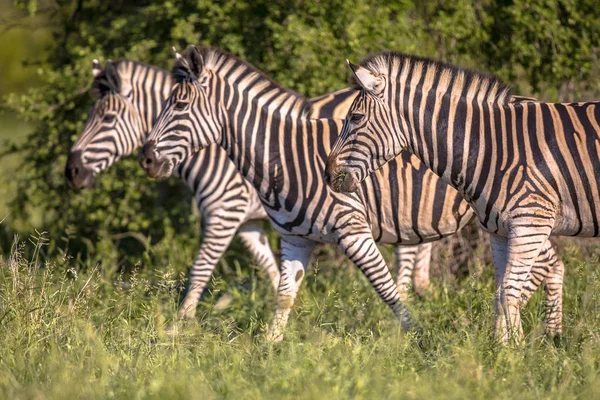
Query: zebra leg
394,244,433,301
265,237,315,342
490,226,552,343
489,234,514,343
519,239,563,335
341,233,413,330
413,243,433,296
236,222,280,291
520,242,552,303
394,245,417,301
178,217,241,319
541,243,564,335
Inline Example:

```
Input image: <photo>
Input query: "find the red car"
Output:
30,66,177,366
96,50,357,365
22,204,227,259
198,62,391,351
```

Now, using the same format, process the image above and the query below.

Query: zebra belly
370,206,473,245
362,154,474,245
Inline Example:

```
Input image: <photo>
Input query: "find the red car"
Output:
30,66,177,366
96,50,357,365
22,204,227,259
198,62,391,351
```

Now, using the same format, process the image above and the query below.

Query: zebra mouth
66,172,96,190
333,171,347,189
334,171,359,193
143,157,173,179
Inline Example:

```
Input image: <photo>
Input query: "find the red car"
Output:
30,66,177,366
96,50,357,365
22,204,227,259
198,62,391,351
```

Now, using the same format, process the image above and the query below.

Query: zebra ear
173,46,204,81
185,45,204,79
347,60,382,94
92,59,102,77
91,60,122,97
103,61,122,93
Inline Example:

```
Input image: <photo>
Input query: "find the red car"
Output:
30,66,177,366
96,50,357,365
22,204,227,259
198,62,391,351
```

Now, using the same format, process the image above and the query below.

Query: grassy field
1,232,600,399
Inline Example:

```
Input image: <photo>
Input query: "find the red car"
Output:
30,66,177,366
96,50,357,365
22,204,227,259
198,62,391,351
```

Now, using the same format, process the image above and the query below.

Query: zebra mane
356,51,512,105
171,46,314,117
91,61,122,97
92,59,168,97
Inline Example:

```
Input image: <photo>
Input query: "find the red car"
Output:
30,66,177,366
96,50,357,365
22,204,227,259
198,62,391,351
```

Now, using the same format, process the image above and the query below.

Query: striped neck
218,73,314,186
114,60,173,137
398,81,507,201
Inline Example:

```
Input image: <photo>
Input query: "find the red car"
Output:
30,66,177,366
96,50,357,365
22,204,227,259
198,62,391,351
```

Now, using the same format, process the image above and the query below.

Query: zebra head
141,46,220,179
325,60,401,193
66,59,143,189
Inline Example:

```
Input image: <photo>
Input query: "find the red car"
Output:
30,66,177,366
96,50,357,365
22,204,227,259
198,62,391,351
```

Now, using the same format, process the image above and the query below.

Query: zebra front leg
236,222,280,291
342,234,413,330
265,238,315,342
490,225,553,343
178,219,240,319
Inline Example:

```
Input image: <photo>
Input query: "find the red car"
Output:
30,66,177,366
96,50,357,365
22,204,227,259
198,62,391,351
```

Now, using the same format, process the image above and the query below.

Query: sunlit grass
1,234,600,399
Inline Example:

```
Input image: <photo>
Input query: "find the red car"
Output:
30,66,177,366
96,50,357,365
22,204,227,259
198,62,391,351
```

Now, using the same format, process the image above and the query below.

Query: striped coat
140,46,560,340
325,51,580,341
66,59,435,320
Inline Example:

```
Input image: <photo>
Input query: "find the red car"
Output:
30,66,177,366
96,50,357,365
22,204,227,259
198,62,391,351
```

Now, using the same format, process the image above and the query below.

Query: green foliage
2,0,600,266
2,234,600,398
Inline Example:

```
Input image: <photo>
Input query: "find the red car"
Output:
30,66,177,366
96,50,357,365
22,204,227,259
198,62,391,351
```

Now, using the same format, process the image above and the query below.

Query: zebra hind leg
394,245,417,301
490,225,553,344
413,243,433,296
236,222,280,291
519,239,564,337
265,238,315,343
394,244,433,300
541,244,564,337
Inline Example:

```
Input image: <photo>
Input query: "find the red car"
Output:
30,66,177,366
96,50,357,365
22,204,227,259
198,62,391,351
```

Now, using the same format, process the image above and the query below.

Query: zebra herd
66,44,600,344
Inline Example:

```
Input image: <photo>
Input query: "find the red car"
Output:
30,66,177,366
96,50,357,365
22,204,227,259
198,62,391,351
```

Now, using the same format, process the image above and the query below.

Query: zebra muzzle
65,150,95,189
139,141,171,178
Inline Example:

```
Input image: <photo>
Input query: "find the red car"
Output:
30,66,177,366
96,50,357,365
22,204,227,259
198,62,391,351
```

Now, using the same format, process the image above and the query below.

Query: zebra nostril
145,158,152,165
73,167,79,176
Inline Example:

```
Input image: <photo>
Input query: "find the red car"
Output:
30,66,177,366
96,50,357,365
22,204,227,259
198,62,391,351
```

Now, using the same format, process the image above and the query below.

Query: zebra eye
174,101,188,111
104,114,116,123
350,113,364,123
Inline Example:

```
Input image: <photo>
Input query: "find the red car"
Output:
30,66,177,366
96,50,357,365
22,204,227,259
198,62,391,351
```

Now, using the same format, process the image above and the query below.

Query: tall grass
1,233,600,399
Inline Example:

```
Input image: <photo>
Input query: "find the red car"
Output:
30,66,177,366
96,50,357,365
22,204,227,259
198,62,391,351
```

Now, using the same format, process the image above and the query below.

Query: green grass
1,234,600,399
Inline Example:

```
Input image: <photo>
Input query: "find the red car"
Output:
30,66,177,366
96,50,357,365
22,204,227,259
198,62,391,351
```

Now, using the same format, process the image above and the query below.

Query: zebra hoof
214,293,234,311
549,332,567,348
163,321,182,337
163,318,197,337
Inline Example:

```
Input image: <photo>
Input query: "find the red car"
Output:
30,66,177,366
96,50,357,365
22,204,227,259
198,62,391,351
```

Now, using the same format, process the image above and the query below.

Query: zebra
64,58,434,319
324,51,580,342
139,45,560,341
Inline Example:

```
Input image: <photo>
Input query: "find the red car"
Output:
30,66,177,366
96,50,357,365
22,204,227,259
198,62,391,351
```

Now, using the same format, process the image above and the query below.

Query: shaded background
1,0,600,274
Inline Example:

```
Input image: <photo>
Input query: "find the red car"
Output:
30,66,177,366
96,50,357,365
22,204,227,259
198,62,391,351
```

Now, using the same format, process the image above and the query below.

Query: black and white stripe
325,51,579,341
66,58,435,319
141,46,559,340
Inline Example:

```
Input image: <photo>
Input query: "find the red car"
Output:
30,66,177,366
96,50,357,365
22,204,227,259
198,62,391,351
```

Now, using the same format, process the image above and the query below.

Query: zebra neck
117,61,173,139
222,96,339,205
223,89,315,184
403,93,502,201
